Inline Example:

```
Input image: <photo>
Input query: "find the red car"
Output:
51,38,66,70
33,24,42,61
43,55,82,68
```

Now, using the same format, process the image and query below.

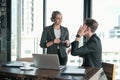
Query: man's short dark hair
84,18,98,32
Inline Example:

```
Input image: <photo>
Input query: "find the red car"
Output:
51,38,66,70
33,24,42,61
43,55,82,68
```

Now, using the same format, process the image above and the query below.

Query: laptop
32,54,65,70
1,61,23,68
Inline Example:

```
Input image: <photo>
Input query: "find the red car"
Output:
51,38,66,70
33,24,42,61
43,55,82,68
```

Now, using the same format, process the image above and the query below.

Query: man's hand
75,25,87,41
67,48,71,54
77,25,87,37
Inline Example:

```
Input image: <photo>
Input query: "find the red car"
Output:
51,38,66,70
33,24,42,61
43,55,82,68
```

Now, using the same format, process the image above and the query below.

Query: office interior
0,0,120,79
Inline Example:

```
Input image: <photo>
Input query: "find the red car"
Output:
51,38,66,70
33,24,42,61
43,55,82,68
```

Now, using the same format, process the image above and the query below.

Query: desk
0,61,107,80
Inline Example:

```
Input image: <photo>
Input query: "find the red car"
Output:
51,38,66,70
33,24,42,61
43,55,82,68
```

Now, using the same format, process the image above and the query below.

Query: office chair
102,62,116,80
16,57,33,62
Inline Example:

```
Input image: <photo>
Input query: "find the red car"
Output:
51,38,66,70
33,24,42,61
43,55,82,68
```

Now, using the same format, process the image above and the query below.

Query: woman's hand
54,38,61,44
64,40,70,47
46,41,54,47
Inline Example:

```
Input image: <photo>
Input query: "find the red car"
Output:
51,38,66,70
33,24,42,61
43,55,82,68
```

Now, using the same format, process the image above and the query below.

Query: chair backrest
16,57,33,62
102,62,116,80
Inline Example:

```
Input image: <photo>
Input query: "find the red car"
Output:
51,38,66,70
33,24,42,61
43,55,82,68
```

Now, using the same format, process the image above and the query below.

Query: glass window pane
46,0,83,66
93,0,120,79
11,0,43,60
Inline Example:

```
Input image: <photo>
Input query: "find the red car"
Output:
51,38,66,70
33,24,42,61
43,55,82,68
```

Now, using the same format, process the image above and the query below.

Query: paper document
61,66,86,75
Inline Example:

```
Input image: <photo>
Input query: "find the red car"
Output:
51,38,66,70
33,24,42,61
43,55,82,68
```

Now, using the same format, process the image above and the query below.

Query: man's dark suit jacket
71,34,102,68
40,24,69,58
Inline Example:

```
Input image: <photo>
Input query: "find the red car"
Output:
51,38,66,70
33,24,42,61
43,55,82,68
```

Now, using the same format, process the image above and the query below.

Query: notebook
61,66,86,75
32,54,65,70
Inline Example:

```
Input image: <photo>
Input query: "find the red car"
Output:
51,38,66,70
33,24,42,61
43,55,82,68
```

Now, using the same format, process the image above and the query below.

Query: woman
40,11,70,65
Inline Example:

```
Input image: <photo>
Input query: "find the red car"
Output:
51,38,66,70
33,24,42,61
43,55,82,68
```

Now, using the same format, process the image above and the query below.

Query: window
93,0,120,79
11,0,43,60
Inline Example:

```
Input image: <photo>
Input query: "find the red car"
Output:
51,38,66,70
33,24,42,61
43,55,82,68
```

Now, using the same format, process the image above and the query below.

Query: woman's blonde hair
51,11,62,22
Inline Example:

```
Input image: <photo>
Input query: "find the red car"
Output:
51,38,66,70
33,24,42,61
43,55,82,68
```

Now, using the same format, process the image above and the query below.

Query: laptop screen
32,54,62,70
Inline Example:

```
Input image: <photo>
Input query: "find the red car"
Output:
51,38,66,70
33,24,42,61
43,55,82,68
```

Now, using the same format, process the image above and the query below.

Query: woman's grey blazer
40,24,70,58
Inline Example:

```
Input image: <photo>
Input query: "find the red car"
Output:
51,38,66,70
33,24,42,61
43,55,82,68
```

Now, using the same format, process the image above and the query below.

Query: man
71,18,102,68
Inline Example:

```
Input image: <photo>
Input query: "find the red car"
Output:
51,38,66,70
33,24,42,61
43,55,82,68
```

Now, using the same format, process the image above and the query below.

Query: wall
0,0,11,63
